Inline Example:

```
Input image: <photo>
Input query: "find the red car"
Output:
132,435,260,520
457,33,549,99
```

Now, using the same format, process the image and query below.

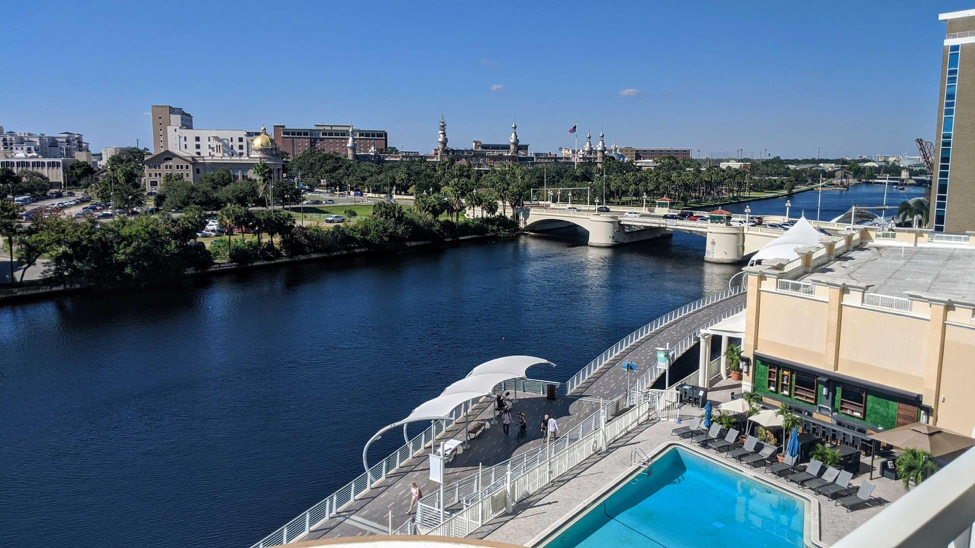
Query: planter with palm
896,198,930,228
896,447,938,490
810,443,842,468
776,407,803,455
725,344,743,381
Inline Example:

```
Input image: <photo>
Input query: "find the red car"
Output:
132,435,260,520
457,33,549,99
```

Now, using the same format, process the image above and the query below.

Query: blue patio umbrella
703,401,712,428
787,426,800,459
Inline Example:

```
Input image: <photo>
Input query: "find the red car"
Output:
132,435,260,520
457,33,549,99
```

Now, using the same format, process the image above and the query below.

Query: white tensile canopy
703,310,746,338
750,217,823,265
362,356,556,472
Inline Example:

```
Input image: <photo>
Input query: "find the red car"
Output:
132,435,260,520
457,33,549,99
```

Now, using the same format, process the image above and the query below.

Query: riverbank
0,233,502,304
675,184,817,210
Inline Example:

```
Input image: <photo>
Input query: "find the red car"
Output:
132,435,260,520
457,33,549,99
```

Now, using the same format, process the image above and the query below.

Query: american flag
568,125,577,135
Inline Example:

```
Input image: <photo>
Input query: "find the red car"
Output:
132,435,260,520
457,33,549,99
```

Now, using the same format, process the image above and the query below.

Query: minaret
437,116,448,157
582,129,593,156
596,130,607,163
509,120,519,156
346,126,357,160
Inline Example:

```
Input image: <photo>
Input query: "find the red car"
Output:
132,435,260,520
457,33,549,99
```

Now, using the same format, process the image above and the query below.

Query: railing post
305,512,310,534
382,460,387,481
283,526,288,543
351,480,356,502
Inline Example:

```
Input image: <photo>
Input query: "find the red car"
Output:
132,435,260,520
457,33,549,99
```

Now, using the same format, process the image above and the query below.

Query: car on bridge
663,214,679,220
623,211,642,218
565,206,579,212
596,206,610,213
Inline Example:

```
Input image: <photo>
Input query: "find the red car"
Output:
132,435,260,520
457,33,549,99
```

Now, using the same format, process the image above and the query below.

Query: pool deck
300,295,746,541
476,378,907,547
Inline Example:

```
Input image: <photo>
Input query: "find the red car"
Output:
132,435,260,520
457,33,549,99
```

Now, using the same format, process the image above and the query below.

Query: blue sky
0,1,967,158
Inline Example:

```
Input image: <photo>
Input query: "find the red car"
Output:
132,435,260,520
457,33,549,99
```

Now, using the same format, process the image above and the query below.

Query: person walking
547,415,560,441
495,392,505,420
541,415,549,438
501,407,512,435
517,412,527,439
407,482,422,515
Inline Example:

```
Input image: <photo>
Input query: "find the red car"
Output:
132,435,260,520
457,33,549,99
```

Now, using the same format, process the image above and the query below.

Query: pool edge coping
526,440,826,548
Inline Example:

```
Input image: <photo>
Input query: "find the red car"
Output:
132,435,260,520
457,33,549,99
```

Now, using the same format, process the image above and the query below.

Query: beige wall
938,323,975,436
755,290,828,367
835,306,929,394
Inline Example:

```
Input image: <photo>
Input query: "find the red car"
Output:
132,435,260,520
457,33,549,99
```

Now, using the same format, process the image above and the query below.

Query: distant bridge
518,205,850,263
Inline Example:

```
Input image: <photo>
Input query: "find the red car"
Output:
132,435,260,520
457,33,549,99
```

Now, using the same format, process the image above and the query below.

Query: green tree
0,199,22,282
266,210,294,247
253,160,272,208
775,407,803,451
897,199,930,228
373,201,407,223
14,223,48,283
65,161,96,187
0,168,18,198
218,179,260,207
218,204,248,257
809,443,842,468
174,205,208,243
18,171,52,197
896,448,938,490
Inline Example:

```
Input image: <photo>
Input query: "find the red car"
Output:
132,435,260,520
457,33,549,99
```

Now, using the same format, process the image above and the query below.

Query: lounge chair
692,423,722,445
787,460,823,485
836,481,881,512
728,436,758,461
707,428,740,453
816,470,854,499
741,446,778,467
671,417,701,438
766,454,798,477
804,467,840,492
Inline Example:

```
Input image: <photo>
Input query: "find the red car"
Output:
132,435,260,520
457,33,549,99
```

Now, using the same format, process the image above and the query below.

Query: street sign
656,349,670,369
622,361,638,372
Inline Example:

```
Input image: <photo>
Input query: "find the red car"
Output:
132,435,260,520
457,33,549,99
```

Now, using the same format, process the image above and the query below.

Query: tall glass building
933,10,975,233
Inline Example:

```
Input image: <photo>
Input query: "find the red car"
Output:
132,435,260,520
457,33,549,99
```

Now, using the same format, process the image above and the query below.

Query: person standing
541,415,549,438
501,407,512,435
517,412,527,439
407,482,422,515
547,415,560,441
495,392,505,420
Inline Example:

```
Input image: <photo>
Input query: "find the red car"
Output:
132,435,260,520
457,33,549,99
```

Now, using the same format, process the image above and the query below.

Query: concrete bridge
517,205,794,263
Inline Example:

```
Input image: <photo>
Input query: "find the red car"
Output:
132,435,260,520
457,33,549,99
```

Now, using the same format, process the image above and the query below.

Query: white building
0,128,89,159
719,160,750,170
166,126,259,158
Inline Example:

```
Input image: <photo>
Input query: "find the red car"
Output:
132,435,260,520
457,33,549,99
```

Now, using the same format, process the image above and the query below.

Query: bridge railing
564,284,746,395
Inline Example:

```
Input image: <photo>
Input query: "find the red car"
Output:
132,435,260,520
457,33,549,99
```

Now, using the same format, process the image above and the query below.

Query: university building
151,104,260,159
272,124,388,158
617,147,692,162
0,126,92,188
143,127,283,189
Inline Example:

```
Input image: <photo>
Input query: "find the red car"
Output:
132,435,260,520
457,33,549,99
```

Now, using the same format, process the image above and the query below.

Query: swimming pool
539,446,809,548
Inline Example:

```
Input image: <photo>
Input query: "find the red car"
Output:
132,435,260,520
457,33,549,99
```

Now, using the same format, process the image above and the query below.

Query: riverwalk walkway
292,292,746,543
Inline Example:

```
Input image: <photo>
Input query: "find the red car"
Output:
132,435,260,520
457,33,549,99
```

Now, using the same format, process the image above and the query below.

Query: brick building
272,124,388,158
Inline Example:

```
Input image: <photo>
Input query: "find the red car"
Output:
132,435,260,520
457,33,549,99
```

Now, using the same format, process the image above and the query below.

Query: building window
779,370,792,397
767,365,778,393
839,385,866,419
794,372,817,404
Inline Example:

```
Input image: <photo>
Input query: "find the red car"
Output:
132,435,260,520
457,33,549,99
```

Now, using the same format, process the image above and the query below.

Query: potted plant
725,344,743,381
810,443,842,468
714,411,737,430
742,391,763,416
775,407,803,461
896,448,938,490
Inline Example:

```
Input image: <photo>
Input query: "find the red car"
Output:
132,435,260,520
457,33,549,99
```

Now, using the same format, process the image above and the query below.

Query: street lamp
744,205,751,226
642,192,647,211
785,200,791,221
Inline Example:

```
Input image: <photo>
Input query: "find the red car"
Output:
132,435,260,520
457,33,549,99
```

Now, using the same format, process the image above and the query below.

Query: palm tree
0,199,21,283
253,160,272,209
896,447,938,489
776,407,803,452
897,198,930,228
218,204,247,260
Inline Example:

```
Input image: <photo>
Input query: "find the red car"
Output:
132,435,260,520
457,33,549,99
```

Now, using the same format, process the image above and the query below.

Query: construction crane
916,138,935,174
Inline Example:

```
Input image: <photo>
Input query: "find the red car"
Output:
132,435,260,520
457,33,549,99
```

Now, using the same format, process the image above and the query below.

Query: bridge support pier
705,224,745,263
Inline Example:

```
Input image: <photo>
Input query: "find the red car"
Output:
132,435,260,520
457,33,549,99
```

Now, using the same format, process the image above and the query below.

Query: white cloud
619,88,643,97
490,84,506,92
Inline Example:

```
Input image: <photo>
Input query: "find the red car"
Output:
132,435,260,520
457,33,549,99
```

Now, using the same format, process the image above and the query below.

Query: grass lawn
287,204,375,218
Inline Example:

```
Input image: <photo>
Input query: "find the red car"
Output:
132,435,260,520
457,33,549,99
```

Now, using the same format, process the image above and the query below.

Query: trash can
546,384,557,400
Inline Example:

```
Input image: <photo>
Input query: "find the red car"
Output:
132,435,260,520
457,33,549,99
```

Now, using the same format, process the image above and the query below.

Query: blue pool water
543,447,806,548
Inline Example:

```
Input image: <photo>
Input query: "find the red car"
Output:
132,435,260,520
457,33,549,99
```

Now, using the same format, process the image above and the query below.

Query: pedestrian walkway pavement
302,293,747,541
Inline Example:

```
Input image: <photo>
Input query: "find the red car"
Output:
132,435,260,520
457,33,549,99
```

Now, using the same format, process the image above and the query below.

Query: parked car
303,199,322,205
623,211,641,218
596,206,610,213
565,206,579,212
662,213,679,220
196,231,217,238
74,211,93,219
324,199,335,204
78,195,91,203
96,212,113,219
65,191,75,197
325,215,346,223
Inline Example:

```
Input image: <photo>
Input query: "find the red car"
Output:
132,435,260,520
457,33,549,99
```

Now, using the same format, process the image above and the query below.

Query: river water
0,184,924,548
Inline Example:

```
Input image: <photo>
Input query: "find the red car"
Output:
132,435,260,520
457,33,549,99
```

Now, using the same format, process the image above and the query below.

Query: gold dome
252,127,274,150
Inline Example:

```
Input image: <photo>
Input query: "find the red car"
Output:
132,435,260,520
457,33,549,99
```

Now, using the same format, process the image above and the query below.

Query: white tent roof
751,217,823,264
441,373,515,396
400,391,487,424
750,408,784,428
719,399,751,414
467,355,555,378
703,310,746,338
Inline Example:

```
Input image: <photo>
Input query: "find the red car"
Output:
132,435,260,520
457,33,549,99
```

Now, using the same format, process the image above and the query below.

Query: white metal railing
863,293,913,313
633,302,746,392
427,390,679,538
776,279,815,296
251,395,484,548
930,233,970,244
782,257,803,272
947,30,975,39
876,231,897,240
564,285,746,394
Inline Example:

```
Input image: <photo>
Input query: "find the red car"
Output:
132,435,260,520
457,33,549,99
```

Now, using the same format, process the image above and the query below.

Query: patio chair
741,446,778,467
803,467,840,492
728,436,759,461
692,423,722,445
787,459,823,485
707,428,740,453
766,454,798,477
815,470,854,499
836,481,881,512
671,417,701,438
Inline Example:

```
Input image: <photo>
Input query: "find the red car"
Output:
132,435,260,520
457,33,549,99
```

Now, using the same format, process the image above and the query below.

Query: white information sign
429,453,444,484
